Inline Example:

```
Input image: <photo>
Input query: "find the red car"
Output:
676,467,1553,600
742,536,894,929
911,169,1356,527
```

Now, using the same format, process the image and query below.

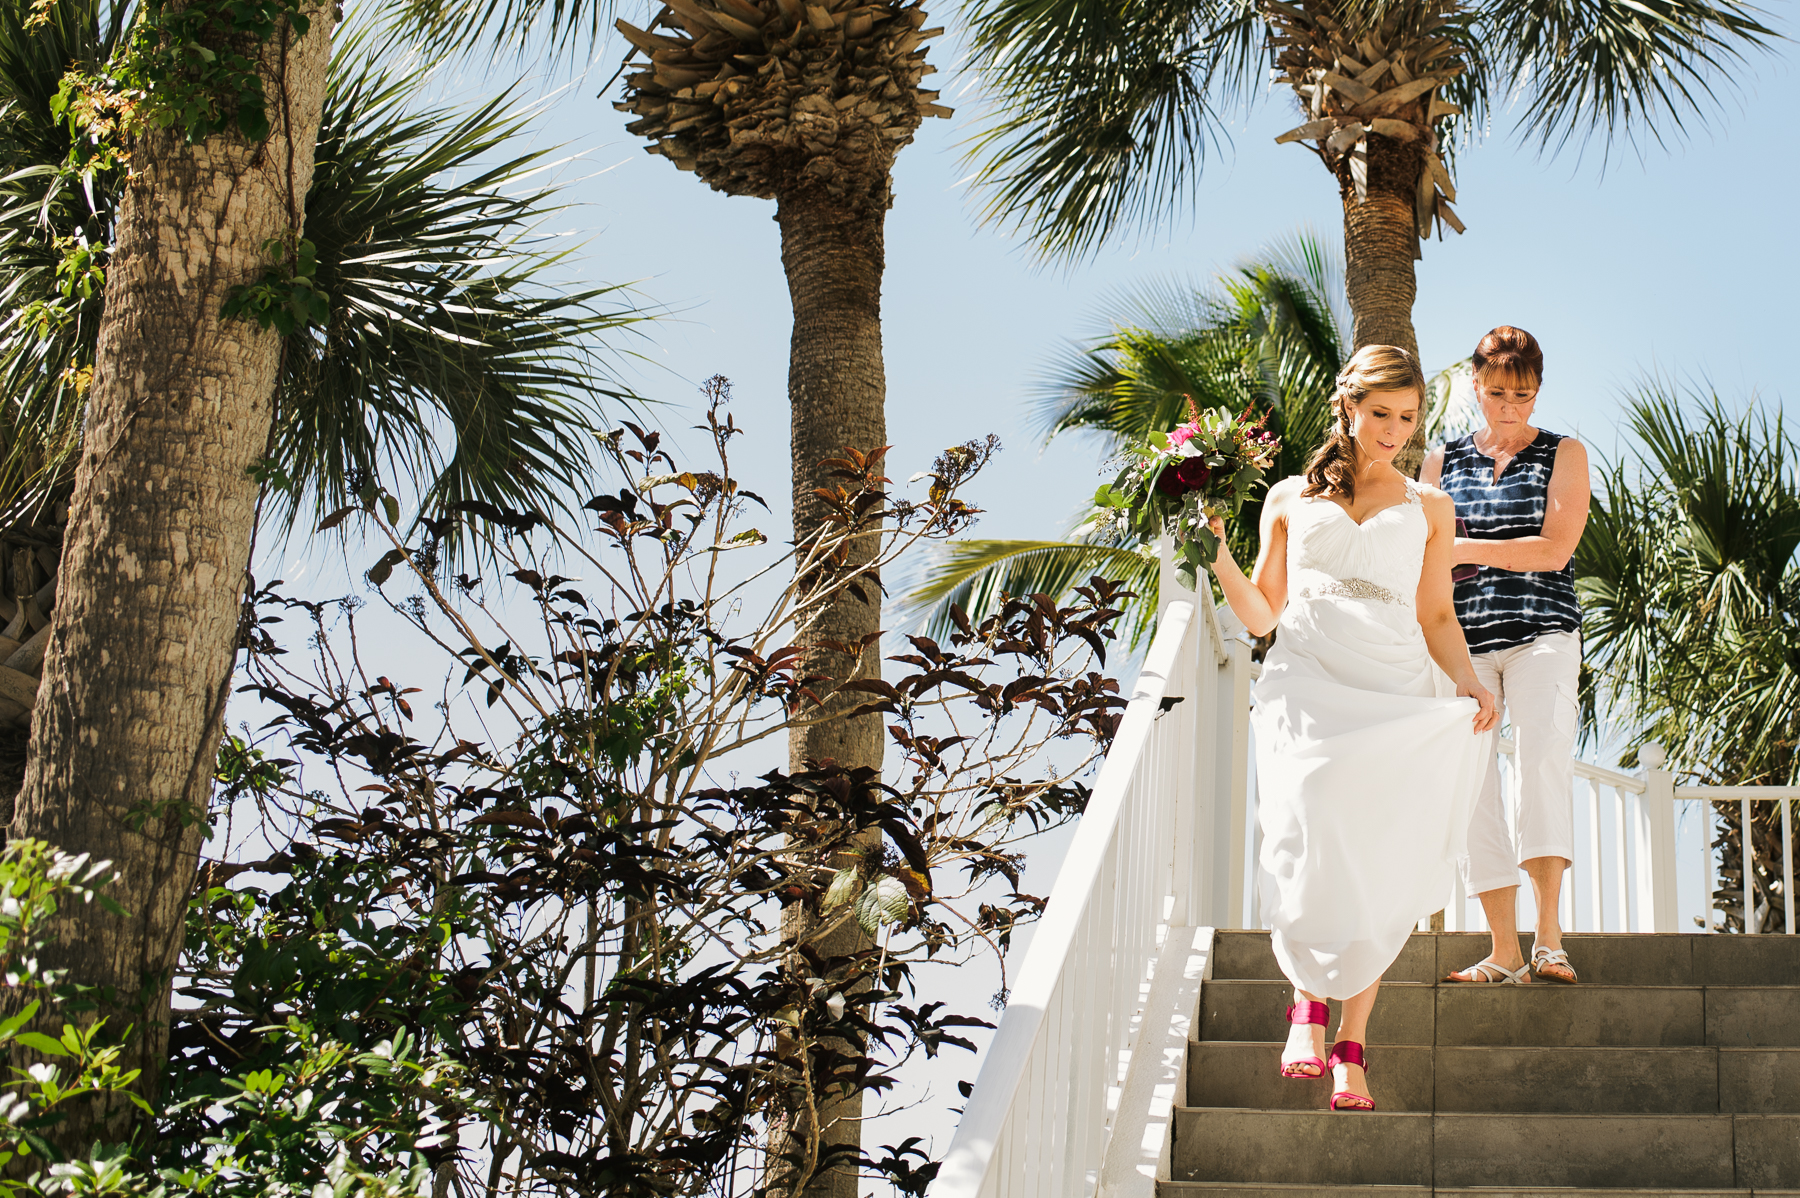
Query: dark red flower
1155,456,1212,496
1174,457,1212,490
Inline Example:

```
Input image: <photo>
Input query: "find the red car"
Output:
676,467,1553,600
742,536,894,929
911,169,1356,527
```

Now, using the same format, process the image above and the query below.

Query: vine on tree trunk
44,0,328,335
48,0,316,162
220,233,328,335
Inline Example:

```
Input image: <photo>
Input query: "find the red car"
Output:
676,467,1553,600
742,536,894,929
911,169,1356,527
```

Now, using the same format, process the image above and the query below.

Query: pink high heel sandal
1328,1040,1375,1111
1280,1001,1329,1079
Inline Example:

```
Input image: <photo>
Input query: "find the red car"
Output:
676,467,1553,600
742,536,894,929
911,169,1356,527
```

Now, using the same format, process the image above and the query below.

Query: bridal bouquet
1093,402,1280,589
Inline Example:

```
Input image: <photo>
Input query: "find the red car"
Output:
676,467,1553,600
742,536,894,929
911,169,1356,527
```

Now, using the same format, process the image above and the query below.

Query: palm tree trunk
4,7,335,1147
774,187,887,1198
1340,131,1430,476
780,188,887,774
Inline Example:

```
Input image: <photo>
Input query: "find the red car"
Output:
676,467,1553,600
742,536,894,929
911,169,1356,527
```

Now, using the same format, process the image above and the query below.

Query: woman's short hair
1472,326,1543,390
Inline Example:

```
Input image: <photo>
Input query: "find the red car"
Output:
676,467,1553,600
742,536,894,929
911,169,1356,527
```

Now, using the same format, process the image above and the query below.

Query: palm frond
1423,357,1478,443
1477,0,1778,156
901,539,1160,647
1575,380,1800,785
0,0,125,529
924,230,1344,642
960,0,1262,257
385,0,611,59
273,41,651,549
0,14,651,554
1032,229,1344,463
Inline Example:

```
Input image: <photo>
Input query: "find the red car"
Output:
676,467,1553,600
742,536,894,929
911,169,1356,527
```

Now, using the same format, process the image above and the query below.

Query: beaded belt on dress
1294,574,1409,607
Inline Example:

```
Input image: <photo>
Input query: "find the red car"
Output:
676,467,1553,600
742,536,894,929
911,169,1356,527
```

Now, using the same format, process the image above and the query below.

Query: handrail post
1162,535,1201,925
1742,794,1756,933
1155,533,1182,622
1638,743,1677,933
1214,605,1252,929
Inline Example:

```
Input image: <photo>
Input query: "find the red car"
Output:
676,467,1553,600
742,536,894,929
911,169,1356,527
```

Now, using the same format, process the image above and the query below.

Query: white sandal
1530,945,1578,985
1443,958,1531,984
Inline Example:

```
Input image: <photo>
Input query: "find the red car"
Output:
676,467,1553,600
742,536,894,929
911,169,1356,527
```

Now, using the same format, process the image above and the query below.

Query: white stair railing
931,554,1800,1198
928,576,1255,1198
1674,780,1798,934
1440,740,1798,936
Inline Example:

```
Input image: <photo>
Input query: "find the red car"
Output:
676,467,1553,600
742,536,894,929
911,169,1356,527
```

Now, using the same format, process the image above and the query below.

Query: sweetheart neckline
1312,494,1420,529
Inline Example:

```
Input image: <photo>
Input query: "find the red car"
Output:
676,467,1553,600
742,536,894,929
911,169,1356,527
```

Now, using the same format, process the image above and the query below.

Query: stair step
1213,931,1441,983
1711,988,1800,1047
1188,1043,1435,1112
1198,980,1800,1047
1723,1049,1800,1110
1208,931,1800,987
1152,1180,1771,1187
1171,1110,1800,1188
1185,1044,1797,1113
1161,1184,1800,1195
1160,1185,1431,1197
1200,981,1438,1044
1173,1108,1434,1187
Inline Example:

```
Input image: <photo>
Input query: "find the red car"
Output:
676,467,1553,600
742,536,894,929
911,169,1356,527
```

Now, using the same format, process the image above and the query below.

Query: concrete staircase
1164,931,1800,1197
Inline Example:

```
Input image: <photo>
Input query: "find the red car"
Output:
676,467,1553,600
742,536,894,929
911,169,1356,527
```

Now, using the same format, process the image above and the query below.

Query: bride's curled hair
1302,344,1427,502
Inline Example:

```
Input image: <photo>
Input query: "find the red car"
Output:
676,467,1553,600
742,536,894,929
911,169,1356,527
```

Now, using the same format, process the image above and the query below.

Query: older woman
1421,326,1590,985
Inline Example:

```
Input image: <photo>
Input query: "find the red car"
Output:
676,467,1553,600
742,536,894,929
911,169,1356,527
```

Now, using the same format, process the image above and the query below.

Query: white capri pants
1459,630,1582,897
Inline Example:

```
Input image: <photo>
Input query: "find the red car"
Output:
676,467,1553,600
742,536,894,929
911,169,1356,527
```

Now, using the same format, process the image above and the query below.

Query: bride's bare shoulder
1265,475,1309,509
1412,483,1456,521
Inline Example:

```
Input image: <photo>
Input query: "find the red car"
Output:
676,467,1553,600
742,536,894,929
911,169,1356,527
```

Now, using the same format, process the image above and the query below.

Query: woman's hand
1459,678,1498,734
1204,514,1237,573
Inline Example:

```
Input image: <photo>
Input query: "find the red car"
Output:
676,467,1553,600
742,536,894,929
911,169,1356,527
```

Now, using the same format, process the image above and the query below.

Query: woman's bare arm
1207,478,1296,638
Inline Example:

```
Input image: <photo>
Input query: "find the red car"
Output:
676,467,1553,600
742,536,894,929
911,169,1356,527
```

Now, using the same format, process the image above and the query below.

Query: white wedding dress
1252,480,1488,999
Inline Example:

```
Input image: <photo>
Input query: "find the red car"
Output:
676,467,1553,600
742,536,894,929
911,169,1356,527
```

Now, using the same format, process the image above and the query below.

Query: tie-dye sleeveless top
1438,429,1580,654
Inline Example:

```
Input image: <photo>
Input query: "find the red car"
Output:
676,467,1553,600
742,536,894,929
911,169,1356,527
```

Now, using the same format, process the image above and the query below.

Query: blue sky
543,18,1799,550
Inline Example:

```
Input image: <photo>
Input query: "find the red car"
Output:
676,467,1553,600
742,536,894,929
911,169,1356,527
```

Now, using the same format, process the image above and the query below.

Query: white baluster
1638,743,1677,933
1192,591,1223,926
1216,610,1252,930
1743,795,1756,934
1168,617,1198,926
1587,777,1604,931
1783,797,1796,936
1703,799,1718,934
1614,785,1632,932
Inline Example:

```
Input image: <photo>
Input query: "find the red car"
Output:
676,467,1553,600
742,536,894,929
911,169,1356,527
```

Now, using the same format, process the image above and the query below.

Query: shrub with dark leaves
167,378,1129,1197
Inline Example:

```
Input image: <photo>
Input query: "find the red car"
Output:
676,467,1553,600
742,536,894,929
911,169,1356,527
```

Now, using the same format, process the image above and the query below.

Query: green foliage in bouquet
1092,402,1279,590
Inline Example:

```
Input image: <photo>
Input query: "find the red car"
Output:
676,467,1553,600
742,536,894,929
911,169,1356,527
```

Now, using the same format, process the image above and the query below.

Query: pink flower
1168,423,1199,448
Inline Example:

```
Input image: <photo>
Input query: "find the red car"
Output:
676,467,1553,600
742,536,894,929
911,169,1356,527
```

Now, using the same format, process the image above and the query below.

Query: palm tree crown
964,0,1774,258
962,0,1773,473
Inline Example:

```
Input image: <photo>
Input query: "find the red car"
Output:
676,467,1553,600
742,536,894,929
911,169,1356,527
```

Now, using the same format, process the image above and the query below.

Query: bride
1206,345,1496,1111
